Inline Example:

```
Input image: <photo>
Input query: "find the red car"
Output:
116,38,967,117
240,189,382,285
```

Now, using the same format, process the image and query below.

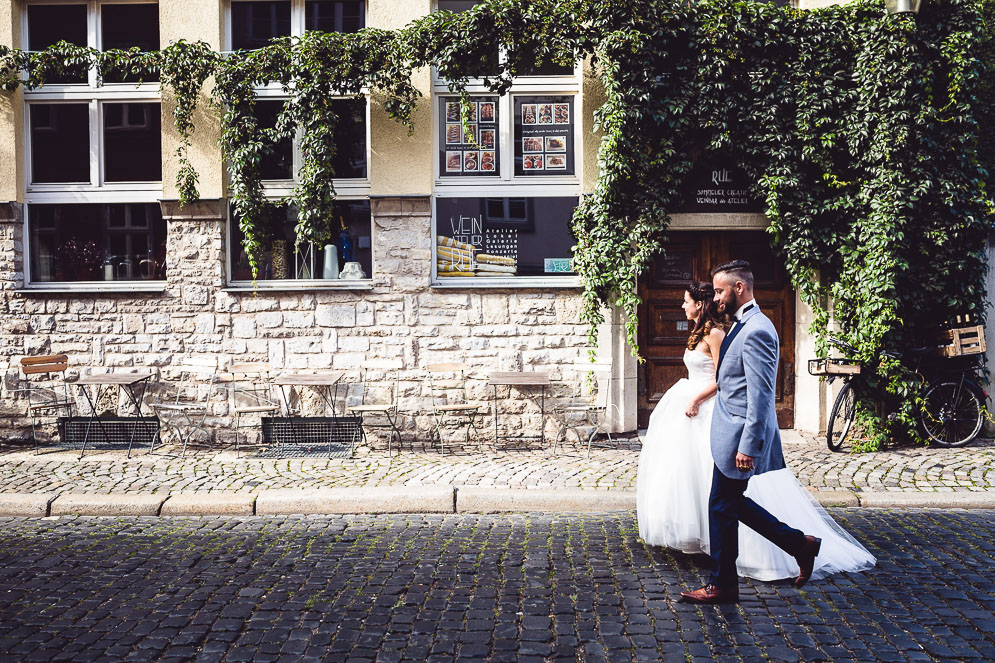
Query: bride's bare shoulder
708,326,726,340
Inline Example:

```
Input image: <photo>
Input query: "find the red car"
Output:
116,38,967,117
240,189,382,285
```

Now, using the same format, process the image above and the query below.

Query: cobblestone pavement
1,510,993,662
1,432,993,495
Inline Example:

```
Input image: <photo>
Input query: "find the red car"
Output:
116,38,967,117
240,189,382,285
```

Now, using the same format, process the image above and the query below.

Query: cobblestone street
1,509,994,662
1,434,993,495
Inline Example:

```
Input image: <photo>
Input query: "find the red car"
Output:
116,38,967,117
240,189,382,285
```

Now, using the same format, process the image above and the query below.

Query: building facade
0,0,844,445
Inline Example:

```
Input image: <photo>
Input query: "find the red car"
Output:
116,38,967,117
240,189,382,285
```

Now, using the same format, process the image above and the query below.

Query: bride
636,281,875,582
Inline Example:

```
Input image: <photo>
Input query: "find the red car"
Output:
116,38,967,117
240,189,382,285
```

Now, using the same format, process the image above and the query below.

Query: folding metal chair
18,354,76,453
227,362,281,456
550,362,618,457
149,356,218,457
345,358,403,456
425,363,486,454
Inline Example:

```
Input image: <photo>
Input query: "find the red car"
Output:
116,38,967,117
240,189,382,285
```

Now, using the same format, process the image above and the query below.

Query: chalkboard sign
678,157,761,213
435,197,578,278
439,96,500,178
514,96,575,176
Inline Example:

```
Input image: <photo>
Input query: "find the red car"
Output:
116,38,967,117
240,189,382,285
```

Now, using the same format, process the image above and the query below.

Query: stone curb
255,486,454,515
456,488,636,513
0,493,58,517
160,493,257,516
50,493,166,517
2,489,995,517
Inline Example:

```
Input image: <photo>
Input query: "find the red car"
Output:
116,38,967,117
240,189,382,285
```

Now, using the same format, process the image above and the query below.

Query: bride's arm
685,327,725,417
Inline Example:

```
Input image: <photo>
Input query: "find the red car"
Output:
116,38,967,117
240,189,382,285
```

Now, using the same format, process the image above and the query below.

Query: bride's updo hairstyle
686,281,729,350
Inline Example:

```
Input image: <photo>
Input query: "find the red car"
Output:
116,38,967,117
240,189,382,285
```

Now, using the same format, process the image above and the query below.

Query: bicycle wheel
920,380,984,448
827,381,857,452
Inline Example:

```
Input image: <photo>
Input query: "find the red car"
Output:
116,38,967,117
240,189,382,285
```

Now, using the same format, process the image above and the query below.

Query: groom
680,260,821,604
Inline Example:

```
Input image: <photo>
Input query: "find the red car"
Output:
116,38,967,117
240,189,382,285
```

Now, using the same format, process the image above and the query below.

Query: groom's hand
735,452,754,472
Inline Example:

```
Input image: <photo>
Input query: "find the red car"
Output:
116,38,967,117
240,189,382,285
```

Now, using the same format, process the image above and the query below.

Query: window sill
17,282,167,294
224,280,374,293
431,277,582,289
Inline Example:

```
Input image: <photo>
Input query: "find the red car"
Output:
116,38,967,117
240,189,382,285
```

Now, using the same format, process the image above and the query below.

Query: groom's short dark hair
711,259,754,289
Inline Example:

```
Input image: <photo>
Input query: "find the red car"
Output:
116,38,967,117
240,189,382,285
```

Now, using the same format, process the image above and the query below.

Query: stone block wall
0,196,604,448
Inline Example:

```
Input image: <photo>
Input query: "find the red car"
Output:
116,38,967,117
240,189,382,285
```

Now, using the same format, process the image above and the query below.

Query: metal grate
257,416,361,458
57,416,160,451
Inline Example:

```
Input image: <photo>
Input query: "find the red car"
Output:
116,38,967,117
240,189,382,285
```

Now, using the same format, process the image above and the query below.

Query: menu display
435,197,577,278
439,96,499,177
514,96,575,176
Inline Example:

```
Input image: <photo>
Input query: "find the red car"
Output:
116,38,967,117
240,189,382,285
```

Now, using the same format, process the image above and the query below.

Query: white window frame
21,0,164,291
224,1,373,289
430,2,582,288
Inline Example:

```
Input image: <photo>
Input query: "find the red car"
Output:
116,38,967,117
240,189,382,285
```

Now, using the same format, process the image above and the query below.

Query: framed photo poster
514,96,575,177
439,96,500,177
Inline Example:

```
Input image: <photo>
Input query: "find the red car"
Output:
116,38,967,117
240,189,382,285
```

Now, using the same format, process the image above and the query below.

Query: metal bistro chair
425,363,486,455
345,358,404,456
149,356,219,457
550,362,618,457
227,362,281,457
18,354,76,452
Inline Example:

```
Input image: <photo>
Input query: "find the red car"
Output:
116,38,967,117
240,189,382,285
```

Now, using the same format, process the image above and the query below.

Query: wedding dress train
636,349,875,582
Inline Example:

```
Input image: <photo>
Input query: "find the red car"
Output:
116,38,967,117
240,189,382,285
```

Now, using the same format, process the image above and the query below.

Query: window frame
224,2,373,290
21,0,164,291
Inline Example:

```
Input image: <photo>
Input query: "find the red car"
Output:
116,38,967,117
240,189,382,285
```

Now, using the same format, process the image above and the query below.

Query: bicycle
809,336,987,451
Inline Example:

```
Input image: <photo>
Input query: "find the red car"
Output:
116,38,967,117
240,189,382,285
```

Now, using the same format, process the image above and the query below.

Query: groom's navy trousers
708,465,807,589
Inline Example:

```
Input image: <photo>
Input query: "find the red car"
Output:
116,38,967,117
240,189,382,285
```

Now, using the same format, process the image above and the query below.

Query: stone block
160,492,256,516
50,493,166,517
0,493,58,517
316,304,356,327
456,488,636,513
255,487,455,515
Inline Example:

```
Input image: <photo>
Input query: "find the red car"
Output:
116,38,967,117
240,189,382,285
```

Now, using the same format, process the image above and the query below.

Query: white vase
323,244,339,279
339,261,366,280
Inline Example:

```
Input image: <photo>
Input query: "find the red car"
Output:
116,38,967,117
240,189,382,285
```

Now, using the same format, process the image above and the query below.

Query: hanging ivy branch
158,40,220,206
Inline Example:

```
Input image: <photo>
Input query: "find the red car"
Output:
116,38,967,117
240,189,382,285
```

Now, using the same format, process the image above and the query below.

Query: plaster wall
0,1,22,203
368,0,434,196
160,0,225,201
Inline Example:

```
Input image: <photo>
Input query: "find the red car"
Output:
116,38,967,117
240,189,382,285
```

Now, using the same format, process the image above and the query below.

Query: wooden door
637,231,795,428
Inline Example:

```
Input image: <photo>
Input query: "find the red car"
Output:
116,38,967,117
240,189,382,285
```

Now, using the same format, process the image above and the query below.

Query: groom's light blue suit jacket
711,305,786,480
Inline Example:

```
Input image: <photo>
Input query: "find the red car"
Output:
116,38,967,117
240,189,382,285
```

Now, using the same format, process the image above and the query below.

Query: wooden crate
808,358,861,376
937,325,986,358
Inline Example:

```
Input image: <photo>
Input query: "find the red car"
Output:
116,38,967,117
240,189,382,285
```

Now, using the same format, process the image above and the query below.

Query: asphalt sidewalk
0,430,993,516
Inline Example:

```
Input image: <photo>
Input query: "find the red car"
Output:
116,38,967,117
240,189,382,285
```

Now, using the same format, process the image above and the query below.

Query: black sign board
435,197,578,278
514,96,574,176
678,157,762,213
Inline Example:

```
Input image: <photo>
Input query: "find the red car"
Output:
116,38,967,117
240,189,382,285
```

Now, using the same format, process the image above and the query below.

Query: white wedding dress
637,348,876,582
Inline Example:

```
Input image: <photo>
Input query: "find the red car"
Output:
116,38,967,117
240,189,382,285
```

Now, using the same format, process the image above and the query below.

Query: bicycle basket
808,358,861,376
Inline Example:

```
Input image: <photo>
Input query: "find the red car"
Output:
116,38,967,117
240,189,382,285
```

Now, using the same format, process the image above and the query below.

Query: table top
486,371,550,387
76,372,155,386
272,371,345,387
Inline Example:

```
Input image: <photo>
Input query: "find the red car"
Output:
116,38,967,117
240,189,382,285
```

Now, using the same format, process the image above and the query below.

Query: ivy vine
1,0,993,449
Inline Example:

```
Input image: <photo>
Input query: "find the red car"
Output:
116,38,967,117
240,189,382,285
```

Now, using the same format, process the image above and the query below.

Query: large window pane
101,3,160,83
27,4,88,84
29,203,166,282
229,201,372,281
331,98,367,179
231,1,291,50
257,100,293,180
103,103,162,182
304,1,364,32
434,197,577,278
435,1,498,77
30,104,90,184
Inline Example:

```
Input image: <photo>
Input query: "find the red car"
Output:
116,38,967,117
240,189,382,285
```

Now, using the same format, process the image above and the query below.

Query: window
23,2,162,287
434,197,577,283
227,2,370,288
228,200,373,284
28,204,166,283
228,0,365,49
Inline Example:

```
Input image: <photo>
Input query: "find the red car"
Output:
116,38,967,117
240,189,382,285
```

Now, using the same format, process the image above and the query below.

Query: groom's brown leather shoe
679,584,739,604
793,535,822,588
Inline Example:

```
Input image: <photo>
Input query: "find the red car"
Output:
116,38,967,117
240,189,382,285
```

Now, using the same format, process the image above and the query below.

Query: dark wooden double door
637,231,796,428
